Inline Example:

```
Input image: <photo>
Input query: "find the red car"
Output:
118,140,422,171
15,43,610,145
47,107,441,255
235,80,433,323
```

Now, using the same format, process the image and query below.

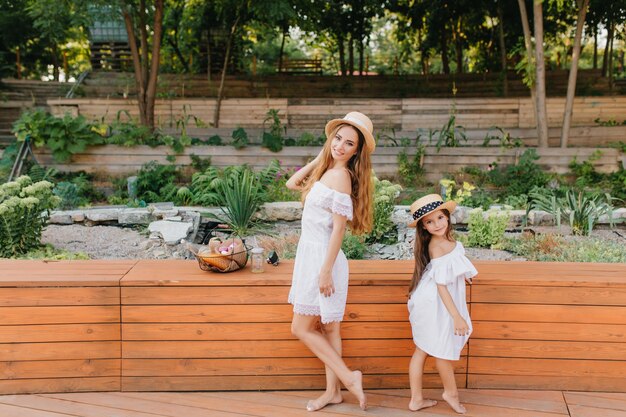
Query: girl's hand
318,270,335,297
453,316,469,336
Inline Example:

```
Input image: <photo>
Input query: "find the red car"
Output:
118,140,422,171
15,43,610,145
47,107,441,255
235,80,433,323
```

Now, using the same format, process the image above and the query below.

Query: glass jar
250,247,264,273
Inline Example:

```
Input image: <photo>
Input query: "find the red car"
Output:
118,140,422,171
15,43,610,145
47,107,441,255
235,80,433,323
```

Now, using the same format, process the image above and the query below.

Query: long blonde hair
301,123,373,235
408,209,454,294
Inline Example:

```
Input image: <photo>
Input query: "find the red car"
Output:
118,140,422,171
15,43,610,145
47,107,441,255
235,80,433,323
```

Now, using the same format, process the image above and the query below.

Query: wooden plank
565,392,626,413
0,342,119,361
471,304,626,324
0,377,120,395
469,357,626,378
122,321,413,341
470,339,626,360
0,287,120,307
0,359,119,379
0,306,120,325
0,324,120,343
469,374,626,392
473,322,626,343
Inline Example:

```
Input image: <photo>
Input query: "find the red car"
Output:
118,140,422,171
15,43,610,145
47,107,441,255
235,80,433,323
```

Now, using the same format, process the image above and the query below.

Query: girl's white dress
288,181,353,324
408,241,477,360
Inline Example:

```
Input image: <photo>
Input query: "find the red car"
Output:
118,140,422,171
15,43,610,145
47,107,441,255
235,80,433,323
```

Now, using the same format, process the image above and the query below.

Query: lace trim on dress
317,195,353,220
293,303,321,316
320,314,344,324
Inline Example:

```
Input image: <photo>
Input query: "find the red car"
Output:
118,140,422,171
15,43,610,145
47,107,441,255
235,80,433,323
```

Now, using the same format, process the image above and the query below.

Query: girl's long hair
408,209,454,295
301,123,373,235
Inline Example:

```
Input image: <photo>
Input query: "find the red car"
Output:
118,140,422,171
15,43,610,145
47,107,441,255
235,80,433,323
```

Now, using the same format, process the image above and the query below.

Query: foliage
568,150,605,188
486,149,549,197
367,178,402,244
210,168,264,237
259,161,300,203
529,188,615,236
135,161,180,203
430,114,467,152
439,179,476,205
54,182,81,210
465,208,510,249
397,145,425,186
482,127,523,148
16,244,89,260
295,132,325,146
341,232,366,260
0,175,60,258
504,233,626,263
12,109,104,162
231,127,249,149
262,109,286,152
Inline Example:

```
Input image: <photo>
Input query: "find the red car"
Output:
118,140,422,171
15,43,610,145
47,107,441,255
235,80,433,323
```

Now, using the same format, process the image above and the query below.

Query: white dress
288,181,353,324
408,241,477,360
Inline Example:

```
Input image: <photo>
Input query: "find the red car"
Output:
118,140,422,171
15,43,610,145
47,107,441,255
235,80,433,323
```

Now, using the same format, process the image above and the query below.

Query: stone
85,208,121,223
71,212,85,222
119,209,152,225
49,213,74,225
528,210,555,226
257,202,302,222
148,220,194,245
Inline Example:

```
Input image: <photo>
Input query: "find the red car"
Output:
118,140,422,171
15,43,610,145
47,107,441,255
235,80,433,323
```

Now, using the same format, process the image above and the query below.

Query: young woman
286,111,375,411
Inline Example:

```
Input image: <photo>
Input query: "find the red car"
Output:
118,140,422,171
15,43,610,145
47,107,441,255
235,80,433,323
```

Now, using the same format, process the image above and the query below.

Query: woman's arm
286,150,322,190
437,284,469,336
319,212,348,297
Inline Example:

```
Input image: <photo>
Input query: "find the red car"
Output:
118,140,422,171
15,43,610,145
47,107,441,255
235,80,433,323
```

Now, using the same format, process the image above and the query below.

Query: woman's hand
318,270,335,297
453,315,469,336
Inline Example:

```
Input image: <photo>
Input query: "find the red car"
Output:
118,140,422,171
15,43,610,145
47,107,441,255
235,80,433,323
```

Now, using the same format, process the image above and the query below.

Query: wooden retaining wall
0,259,624,395
32,145,622,183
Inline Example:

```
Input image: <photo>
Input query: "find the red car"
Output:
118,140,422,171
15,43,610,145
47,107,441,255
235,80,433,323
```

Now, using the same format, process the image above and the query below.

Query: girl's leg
291,314,366,410
306,321,344,411
435,358,466,414
408,348,438,411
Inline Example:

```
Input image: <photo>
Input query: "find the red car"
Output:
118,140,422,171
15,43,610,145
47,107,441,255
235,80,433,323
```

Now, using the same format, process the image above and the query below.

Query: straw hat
408,194,457,227
324,111,375,153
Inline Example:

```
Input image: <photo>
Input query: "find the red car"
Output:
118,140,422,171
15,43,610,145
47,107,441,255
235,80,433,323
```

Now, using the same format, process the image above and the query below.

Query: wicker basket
189,237,250,273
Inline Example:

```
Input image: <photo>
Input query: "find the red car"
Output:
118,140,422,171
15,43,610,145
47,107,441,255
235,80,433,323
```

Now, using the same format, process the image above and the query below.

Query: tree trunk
348,34,354,75
338,34,346,76
441,29,450,74
608,22,614,91
51,44,60,81
601,18,612,77
278,26,287,72
145,0,163,129
358,37,364,75
497,1,508,96
560,0,589,148
207,29,212,83
123,8,147,126
213,15,240,128
455,18,463,73
166,34,190,73
139,0,149,88
533,1,549,148
592,27,597,69
517,0,538,130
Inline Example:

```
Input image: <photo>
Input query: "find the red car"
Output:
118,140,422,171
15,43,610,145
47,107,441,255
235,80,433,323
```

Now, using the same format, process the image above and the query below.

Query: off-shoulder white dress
408,241,477,360
288,181,353,324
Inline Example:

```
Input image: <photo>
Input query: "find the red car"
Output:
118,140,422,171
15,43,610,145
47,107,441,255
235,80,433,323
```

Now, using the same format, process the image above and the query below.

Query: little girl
286,111,375,411
406,194,477,414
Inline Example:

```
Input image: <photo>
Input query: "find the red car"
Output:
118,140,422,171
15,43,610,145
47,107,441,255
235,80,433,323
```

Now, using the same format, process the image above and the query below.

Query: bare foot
408,398,437,411
345,370,367,410
442,391,466,414
306,390,343,412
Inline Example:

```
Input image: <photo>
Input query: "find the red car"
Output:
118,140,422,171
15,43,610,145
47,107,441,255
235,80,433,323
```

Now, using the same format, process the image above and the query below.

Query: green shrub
466,208,510,249
367,178,402,244
341,232,366,259
487,149,549,196
231,128,248,149
397,145,425,186
0,176,60,257
135,161,180,203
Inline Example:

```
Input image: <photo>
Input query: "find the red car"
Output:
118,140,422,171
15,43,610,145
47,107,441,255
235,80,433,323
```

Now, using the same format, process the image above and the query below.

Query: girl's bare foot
345,370,367,410
442,391,466,414
408,398,437,411
306,390,343,412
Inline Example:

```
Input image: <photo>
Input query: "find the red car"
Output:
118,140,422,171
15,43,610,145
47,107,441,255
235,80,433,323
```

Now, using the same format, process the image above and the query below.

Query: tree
560,0,589,148
122,0,164,129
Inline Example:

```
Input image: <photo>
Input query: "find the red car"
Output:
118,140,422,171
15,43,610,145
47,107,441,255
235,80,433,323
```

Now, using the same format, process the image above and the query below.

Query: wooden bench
278,59,323,75
0,259,624,394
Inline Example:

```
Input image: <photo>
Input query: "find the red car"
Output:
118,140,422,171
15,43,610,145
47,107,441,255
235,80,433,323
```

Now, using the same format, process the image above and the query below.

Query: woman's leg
435,358,466,414
306,321,344,411
291,314,366,410
408,348,437,411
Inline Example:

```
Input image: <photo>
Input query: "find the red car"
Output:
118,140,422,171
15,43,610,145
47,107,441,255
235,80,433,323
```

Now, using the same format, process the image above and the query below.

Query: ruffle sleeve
316,186,353,221
427,244,478,286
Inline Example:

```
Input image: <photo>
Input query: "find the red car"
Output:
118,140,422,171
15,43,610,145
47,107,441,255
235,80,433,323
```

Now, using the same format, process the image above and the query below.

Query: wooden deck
1,389,625,416
1,259,625,396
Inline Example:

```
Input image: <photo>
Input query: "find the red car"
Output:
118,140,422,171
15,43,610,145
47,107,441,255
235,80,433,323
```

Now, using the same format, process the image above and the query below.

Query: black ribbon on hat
412,200,444,220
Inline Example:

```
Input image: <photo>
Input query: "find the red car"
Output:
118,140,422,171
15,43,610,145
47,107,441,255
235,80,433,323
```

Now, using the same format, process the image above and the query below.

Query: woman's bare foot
442,391,466,414
306,390,343,412
345,370,367,410
408,398,437,411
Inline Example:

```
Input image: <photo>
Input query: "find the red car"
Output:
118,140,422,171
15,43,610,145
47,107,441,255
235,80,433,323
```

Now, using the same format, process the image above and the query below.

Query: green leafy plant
210,168,263,236
397,144,425,186
439,179,476,205
466,208,510,249
367,178,402,244
262,109,285,152
12,109,104,162
482,126,523,148
231,127,248,149
0,175,60,257
341,232,366,259
487,149,549,197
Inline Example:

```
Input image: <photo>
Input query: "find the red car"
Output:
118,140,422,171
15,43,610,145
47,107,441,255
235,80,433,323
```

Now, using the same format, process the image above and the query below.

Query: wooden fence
32,145,622,183
1,259,625,395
